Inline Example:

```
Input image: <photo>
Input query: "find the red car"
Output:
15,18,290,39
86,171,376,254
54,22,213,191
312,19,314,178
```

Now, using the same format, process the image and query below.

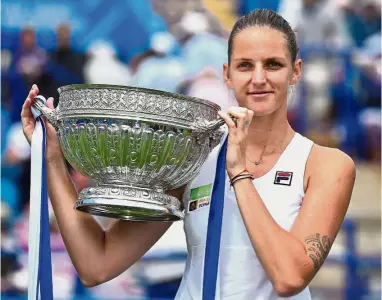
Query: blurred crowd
1,0,381,298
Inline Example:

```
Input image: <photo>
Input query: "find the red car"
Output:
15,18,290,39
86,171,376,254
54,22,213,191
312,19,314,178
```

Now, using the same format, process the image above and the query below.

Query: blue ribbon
37,118,53,299
29,103,53,299
202,137,228,300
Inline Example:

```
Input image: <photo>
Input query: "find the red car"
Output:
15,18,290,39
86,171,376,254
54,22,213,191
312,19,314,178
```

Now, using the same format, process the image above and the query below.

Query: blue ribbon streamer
39,117,53,299
202,138,228,300
37,117,53,299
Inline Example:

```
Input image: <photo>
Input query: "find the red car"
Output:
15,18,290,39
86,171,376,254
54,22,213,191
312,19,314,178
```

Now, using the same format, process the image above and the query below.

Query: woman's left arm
218,108,356,297
233,147,355,297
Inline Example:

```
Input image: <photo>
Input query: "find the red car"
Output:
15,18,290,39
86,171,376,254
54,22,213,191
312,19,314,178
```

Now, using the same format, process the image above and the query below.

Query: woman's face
224,26,302,116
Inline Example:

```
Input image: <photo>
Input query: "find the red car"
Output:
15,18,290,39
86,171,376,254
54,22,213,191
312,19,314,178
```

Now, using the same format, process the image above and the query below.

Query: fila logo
274,171,293,186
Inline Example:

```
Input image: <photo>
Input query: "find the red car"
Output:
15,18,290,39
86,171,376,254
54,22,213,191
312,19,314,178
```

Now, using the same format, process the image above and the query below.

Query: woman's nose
251,66,266,84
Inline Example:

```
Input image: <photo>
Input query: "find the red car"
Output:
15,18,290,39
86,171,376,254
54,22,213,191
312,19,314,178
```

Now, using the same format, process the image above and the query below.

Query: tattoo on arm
304,233,332,271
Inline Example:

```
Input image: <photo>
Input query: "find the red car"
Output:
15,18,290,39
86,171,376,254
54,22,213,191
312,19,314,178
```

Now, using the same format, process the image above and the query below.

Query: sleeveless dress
175,132,314,300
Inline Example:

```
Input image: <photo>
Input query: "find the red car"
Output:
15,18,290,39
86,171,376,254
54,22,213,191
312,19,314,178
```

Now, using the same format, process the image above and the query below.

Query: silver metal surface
32,84,226,221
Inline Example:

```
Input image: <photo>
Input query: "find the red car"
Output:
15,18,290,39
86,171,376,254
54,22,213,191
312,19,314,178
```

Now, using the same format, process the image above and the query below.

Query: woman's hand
218,107,254,179
21,84,63,163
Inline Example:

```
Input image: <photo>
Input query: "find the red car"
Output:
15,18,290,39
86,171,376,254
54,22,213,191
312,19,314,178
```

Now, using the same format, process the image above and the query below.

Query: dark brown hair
228,9,299,64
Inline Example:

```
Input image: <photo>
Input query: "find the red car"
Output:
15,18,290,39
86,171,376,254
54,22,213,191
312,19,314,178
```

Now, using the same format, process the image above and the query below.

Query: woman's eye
267,61,282,69
238,62,252,69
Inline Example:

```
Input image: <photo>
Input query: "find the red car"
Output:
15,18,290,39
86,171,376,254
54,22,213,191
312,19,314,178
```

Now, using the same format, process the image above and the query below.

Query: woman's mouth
247,91,273,97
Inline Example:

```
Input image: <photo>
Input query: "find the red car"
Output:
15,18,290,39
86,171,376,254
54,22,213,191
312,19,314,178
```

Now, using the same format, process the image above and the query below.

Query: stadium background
1,0,381,299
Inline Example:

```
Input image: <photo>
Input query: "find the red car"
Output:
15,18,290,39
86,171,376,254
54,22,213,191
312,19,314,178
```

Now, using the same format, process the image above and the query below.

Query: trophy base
75,186,184,222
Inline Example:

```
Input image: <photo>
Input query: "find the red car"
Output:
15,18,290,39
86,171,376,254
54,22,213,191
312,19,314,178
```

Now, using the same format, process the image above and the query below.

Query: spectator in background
1,121,30,297
3,43,33,217
353,28,381,163
132,56,185,93
279,0,352,48
12,27,48,85
279,0,354,143
237,0,281,15
1,50,12,110
181,33,227,79
151,0,227,42
50,23,87,101
178,67,236,112
1,199,22,297
8,27,46,122
354,32,381,107
2,122,32,216
341,0,381,47
84,40,131,86
8,26,55,122
174,11,213,44
129,49,165,75
131,32,185,93
358,1,381,42
129,31,176,74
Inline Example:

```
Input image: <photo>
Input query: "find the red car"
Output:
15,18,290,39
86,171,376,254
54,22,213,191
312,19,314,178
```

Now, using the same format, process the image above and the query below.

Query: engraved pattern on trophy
58,86,218,127
78,186,179,207
33,84,225,221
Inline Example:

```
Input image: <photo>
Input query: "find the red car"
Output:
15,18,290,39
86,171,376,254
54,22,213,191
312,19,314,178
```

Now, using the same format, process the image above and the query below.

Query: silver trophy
32,84,225,222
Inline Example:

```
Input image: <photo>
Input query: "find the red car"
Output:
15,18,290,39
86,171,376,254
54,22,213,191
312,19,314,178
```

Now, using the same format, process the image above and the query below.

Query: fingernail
32,84,36,89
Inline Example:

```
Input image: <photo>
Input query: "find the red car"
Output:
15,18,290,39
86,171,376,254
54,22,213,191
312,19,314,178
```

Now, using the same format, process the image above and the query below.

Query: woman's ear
290,58,302,85
223,63,233,89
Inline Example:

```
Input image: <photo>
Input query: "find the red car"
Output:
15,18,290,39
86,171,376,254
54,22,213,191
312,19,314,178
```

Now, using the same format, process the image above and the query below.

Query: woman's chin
236,96,284,116
246,103,277,117
252,109,274,117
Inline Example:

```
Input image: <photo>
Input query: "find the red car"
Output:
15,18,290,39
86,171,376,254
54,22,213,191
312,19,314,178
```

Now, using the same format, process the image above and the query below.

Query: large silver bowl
32,84,225,222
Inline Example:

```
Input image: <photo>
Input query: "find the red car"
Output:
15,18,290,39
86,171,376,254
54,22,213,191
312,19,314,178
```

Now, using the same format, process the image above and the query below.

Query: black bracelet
230,172,254,187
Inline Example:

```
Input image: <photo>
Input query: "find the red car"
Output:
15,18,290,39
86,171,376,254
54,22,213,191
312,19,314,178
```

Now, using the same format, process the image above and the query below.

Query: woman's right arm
47,157,184,287
22,85,185,287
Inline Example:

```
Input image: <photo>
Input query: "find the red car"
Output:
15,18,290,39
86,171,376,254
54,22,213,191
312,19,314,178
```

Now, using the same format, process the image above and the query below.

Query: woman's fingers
21,97,32,120
219,107,252,177
21,90,36,144
21,84,43,144
22,85,39,120
226,107,253,131
27,84,39,101
31,84,39,96
46,97,54,109
218,111,236,129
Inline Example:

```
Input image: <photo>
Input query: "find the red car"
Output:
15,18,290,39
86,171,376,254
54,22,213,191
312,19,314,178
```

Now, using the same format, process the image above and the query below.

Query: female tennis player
21,9,355,299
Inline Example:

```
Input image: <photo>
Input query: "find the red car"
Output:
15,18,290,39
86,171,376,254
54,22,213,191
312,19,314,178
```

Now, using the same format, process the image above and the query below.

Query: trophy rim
57,84,222,111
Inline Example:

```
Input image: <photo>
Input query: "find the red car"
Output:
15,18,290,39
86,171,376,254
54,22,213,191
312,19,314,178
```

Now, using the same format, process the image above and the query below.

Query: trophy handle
191,115,238,133
191,117,228,150
32,95,60,130
203,118,226,133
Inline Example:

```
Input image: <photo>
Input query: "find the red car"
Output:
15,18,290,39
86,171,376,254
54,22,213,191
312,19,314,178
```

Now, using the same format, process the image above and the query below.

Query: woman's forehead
231,27,289,60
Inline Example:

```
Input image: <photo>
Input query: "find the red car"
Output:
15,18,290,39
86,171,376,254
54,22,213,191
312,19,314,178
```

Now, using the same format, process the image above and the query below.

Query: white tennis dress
175,131,314,300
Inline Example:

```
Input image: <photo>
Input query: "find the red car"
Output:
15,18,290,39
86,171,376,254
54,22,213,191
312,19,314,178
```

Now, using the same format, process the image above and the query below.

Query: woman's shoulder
306,143,356,181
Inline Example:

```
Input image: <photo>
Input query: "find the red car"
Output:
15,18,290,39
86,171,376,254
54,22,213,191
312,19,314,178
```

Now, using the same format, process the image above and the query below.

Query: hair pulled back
228,9,298,64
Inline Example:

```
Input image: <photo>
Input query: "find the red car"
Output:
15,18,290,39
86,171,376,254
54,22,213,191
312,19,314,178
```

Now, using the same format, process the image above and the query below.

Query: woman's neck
246,107,292,152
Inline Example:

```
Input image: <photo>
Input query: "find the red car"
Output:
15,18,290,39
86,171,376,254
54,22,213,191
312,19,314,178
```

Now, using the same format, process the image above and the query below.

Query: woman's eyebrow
264,57,287,62
233,57,253,62
233,56,287,62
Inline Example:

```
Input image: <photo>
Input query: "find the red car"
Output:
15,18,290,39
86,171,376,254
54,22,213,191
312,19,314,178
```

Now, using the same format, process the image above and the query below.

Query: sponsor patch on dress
188,183,212,213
